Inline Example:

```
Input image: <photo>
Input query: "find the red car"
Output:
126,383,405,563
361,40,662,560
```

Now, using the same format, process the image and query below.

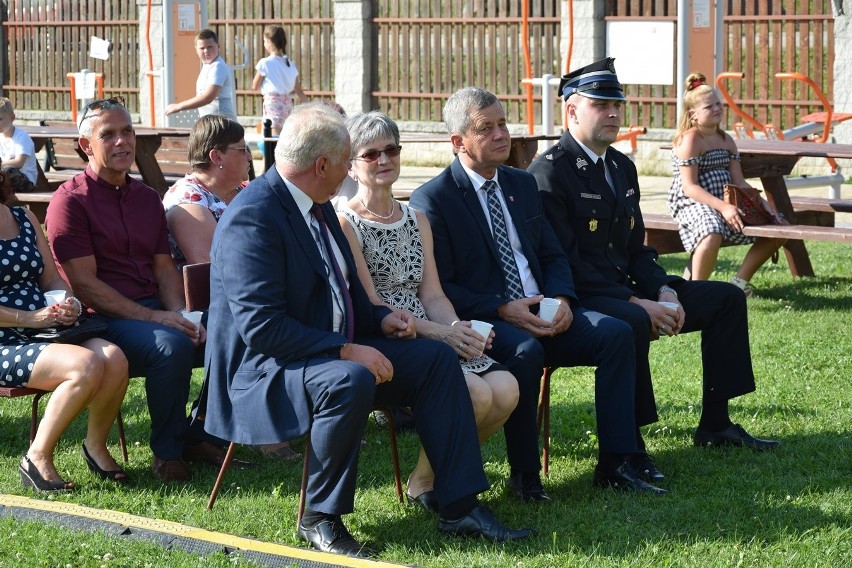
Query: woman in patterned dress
667,73,785,295
163,116,299,461
338,111,519,510
162,115,250,269
0,168,128,491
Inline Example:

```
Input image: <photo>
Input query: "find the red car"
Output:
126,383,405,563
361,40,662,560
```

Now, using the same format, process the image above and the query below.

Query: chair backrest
183,262,211,311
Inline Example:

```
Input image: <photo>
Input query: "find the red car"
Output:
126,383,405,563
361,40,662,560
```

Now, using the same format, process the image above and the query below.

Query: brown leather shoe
151,457,190,482
182,441,253,470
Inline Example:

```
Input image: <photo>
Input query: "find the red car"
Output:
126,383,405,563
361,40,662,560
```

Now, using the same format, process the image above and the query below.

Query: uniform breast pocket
575,200,611,244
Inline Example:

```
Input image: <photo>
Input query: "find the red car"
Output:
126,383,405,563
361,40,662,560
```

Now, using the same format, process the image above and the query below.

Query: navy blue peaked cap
559,57,626,101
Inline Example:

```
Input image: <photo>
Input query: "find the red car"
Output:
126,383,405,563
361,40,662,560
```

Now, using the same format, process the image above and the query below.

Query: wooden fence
0,0,837,132
610,0,836,131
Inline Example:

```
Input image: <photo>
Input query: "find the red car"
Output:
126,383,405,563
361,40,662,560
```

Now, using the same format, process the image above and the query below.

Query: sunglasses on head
353,144,402,163
79,96,127,123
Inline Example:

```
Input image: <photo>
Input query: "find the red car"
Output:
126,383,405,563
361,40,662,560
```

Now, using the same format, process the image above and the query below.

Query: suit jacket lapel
498,166,539,264
265,168,329,279
560,132,616,206
450,159,502,264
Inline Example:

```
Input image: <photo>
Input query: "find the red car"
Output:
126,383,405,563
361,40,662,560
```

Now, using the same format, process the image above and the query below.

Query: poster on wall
606,21,675,85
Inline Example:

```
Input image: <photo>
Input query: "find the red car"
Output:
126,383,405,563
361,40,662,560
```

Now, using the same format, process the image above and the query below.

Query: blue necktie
483,180,525,301
310,204,354,341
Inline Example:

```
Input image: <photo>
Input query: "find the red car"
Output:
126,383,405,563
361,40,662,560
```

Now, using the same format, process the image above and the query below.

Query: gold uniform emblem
630,216,635,230
589,218,598,232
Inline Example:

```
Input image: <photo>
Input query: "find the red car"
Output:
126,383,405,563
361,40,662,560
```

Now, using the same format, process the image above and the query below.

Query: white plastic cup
657,301,679,335
44,290,66,307
469,320,493,356
470,320,493,341
181,310,203,330
538,298,561,323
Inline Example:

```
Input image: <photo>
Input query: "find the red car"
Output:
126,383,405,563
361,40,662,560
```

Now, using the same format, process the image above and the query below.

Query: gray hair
443,87,500,136
274,102,349,169
346,111,400,157
77,100,131,137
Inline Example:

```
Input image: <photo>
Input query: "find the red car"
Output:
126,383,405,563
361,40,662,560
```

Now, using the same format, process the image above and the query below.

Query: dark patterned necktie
483,180,525,301
310,204,354,341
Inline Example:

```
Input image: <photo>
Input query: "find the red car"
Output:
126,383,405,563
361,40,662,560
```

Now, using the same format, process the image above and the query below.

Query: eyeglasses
224,145,251,154
352,144,402,163
79,96,126,124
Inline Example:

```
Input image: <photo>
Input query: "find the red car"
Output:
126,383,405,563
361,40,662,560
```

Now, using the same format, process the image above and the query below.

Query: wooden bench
643,212,852,256
789,196,852,227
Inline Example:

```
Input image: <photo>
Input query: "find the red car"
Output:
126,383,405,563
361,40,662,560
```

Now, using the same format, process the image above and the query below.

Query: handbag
16,316,109,345
722,184,775,225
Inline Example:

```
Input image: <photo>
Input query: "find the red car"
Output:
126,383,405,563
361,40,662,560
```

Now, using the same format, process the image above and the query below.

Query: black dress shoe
406,489,438,513
297,515,376,557
630,452,665,483
182,441,254,469
693,423,780,451
506,472,551,502
593,460,668,494
439,504,533,541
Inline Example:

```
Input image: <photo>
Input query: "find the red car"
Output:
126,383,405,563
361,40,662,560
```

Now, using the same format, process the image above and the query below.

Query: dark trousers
304,336,488,515
485,306,639,474
582,280,756,427
96,297,204,460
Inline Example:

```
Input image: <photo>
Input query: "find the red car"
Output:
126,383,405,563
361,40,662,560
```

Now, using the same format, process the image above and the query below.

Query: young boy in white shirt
0,98,38,185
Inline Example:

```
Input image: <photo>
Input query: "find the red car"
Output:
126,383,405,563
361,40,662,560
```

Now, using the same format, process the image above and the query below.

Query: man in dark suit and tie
202,102,530,557
410,87,666,499
528,58,779,456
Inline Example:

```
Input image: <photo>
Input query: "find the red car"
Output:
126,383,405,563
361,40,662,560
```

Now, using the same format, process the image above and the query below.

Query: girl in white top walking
252,25,307,135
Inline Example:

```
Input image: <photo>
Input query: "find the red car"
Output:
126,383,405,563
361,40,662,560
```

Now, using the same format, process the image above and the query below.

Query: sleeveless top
341,203,496,375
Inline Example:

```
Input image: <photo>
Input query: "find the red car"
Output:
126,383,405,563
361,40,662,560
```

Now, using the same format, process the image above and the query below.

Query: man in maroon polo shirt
45,97,236,481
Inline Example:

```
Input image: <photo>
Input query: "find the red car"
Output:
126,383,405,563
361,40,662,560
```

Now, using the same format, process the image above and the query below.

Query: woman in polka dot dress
667,73,785,296
0,171,128,492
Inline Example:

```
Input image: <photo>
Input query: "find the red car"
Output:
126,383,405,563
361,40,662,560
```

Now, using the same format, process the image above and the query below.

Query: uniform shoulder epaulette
543,144,566,163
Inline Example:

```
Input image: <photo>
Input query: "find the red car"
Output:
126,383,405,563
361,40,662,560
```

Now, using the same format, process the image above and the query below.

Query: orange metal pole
521,2,534,135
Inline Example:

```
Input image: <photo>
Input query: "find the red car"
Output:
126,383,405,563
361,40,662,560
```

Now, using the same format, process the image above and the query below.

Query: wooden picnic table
659,138,852,277
27,125,191,194
734,139,852,276
261,133,563,173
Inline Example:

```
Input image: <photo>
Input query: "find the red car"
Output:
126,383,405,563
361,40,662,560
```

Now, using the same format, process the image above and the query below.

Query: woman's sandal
82,444,129,483
19,455,74,493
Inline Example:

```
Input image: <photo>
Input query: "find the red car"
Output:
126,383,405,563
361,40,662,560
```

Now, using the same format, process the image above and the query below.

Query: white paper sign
73,71,98,99
89,36,111,60
606,21,675,86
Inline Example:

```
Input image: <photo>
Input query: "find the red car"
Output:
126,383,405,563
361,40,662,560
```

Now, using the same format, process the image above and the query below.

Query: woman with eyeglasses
162,114,250,269
0,165,129,492
161,115,300,461
338,111,519,511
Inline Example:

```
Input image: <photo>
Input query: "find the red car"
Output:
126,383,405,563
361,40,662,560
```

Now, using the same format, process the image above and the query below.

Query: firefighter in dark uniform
528,58,779,464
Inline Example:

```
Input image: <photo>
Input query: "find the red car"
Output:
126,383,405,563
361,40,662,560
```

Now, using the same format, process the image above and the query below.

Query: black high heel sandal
82,443,128,483
19,455,74,493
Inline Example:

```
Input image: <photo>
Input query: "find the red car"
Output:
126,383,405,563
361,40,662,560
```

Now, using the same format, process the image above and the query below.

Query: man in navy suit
410,88,666,498
528,58,779,456
203,103,530,557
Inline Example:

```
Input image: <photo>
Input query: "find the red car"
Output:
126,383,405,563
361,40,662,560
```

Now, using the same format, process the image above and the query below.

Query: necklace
358,196,396,220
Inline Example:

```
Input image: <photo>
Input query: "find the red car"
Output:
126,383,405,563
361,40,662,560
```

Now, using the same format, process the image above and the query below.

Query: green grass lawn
1,242,850,567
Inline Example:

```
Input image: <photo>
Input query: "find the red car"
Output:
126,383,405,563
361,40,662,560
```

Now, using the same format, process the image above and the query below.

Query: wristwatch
658,285,678,299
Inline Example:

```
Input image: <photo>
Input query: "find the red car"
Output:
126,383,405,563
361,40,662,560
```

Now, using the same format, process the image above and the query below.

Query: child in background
0,98,38,185
252,25,307,135
667,73,785,296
